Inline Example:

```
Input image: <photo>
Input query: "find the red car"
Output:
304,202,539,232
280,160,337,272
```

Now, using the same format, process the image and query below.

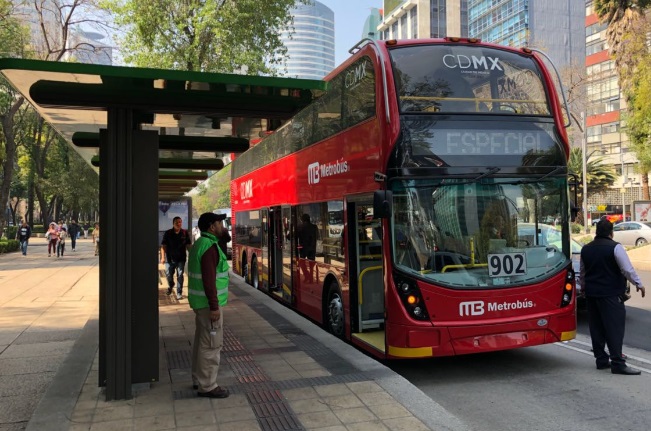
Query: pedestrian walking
46,222,59,257
161,217,192,300
580,219,646,375
57,227,67,257
188,212,229,398
68,220,81,251
16,220,31,256
92,223,100,256
83,222,90,239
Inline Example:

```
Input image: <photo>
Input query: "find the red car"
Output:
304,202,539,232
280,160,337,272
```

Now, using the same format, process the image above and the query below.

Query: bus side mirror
570,202,579,223
373,190,393,218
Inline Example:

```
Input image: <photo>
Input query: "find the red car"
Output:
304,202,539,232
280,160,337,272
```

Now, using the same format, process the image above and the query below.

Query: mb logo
308,162,320,184
459,301,485,316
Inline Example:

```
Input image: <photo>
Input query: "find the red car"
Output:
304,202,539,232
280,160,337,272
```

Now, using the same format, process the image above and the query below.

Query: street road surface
389,269,651,431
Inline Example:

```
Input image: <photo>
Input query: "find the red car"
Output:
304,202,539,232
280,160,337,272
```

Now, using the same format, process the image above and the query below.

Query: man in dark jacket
580,219,646,375
67,220,81,251
161,217,192,300
16,220,31,256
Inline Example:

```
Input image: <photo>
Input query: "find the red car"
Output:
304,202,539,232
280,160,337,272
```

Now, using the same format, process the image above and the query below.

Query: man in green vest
188,212,230,398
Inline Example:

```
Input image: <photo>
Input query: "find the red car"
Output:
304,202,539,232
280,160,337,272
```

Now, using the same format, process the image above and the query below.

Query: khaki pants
191,307,223,392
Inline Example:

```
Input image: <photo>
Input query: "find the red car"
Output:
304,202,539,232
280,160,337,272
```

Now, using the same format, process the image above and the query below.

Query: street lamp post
621,152,627,221
581,113,589,234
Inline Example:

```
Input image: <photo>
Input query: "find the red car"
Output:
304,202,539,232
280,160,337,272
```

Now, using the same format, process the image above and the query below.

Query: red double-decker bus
230,38,577,359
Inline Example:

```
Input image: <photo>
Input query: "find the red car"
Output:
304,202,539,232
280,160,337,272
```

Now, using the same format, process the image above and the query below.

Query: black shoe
192,384,198,390
597,362,611,370
197,386,229,398
166,289,173,295
611,366,641,375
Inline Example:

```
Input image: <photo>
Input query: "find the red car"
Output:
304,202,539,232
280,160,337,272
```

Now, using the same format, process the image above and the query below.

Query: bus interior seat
359,266,384,321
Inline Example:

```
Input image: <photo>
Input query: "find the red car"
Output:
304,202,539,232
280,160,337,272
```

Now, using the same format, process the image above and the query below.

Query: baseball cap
198,212,226,231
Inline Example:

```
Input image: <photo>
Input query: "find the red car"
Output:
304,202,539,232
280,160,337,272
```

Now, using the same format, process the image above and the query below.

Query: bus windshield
389,44,551,115
391,176,570,289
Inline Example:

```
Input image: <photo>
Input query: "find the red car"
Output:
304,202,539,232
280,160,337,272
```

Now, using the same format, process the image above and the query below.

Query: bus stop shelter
0,58,327,400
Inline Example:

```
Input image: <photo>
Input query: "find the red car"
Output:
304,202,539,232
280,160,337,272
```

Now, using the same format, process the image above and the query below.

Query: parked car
613,221,651,247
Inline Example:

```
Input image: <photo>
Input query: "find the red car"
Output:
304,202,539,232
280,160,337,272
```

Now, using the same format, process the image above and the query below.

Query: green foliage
192,164,231,216
625,53,651,177
568,147,617,198
103,0,305,74
0,239,19,253
5,226,17,239
570,223,583,234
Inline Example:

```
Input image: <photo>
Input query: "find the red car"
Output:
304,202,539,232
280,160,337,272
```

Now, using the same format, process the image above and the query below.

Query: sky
318,0,383,66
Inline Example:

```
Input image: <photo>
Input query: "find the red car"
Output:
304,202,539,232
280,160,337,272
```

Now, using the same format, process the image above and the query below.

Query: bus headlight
394,274,429,321
561,264,574,308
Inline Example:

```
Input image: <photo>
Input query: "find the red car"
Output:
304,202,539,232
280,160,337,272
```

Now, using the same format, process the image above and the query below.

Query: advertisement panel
633,200,651,222
158,198,192,244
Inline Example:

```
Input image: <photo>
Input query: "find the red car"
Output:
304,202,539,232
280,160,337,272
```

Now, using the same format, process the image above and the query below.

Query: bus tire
242,254,249,284
325,282,345,339
251,256,259,289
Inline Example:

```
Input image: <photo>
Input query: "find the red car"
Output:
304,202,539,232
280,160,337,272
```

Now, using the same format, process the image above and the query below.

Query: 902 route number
487,253,526,277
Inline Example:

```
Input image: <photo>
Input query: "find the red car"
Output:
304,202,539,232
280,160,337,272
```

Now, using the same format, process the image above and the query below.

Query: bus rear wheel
251,256,259,289
326,282,345,338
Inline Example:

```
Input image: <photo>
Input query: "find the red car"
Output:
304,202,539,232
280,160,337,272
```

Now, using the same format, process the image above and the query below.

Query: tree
593,0,651,203
0,0,29,232
568,147,618,220
192,164,231,216
621,15,651,200
593,0,651,95
1,0,110,230
103,0,305,74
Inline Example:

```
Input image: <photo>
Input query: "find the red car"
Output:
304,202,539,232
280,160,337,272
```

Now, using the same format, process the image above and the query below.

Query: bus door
349,198,385,352
280,206,293,302
268,206,284,297
260,209,269,292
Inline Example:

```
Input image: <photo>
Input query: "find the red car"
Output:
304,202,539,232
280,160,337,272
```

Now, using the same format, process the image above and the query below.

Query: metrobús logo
307,158,349,185
459,299,535,316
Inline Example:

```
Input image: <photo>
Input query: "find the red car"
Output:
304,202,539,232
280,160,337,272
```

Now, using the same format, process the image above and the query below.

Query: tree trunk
0,96,24,232
642,172,650,201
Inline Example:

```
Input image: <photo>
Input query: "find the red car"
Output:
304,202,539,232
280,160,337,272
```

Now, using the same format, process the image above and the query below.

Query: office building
378,0,469,40
281,0,335,80
584,1,641,218
468,0,584,70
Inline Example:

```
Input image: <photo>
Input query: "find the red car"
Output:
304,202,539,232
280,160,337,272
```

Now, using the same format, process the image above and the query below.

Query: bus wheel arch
250,254,259,289
323,277,345,339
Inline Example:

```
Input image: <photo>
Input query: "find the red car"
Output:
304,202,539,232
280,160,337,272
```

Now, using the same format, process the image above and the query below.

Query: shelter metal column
98,108,159,400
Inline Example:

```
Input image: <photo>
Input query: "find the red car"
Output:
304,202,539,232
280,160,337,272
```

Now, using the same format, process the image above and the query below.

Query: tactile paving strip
170,285,381,429
167,349,192,369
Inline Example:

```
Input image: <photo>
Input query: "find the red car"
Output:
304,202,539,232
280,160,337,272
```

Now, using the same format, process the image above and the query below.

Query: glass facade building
281,0,335,80
468,0,584,70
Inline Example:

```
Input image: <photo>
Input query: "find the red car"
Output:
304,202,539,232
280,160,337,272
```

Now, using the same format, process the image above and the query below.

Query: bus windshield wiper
516,167,565,184
473,167,501,181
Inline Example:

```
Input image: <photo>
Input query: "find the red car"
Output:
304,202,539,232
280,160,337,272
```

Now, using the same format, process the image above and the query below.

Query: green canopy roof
0,58,327,198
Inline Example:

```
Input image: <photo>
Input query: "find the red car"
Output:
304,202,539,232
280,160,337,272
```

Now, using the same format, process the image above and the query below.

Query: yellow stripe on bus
388,345,433,358
560,330,576,341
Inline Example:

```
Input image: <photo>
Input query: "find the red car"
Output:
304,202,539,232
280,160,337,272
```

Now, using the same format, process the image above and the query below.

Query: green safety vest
187,231,229,310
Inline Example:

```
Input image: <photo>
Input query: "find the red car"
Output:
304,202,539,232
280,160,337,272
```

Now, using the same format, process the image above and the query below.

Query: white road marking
555,340,651,374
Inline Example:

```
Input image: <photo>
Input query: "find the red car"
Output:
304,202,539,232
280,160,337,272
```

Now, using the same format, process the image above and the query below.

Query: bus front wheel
242,255,249,283
326,282,345,339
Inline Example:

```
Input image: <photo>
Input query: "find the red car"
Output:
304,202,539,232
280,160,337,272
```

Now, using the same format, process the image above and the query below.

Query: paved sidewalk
0,239,469,431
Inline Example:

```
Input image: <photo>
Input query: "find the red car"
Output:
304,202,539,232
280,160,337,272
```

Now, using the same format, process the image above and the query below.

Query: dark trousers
586,296,626,369
70,235,77,250
165,261,185,295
